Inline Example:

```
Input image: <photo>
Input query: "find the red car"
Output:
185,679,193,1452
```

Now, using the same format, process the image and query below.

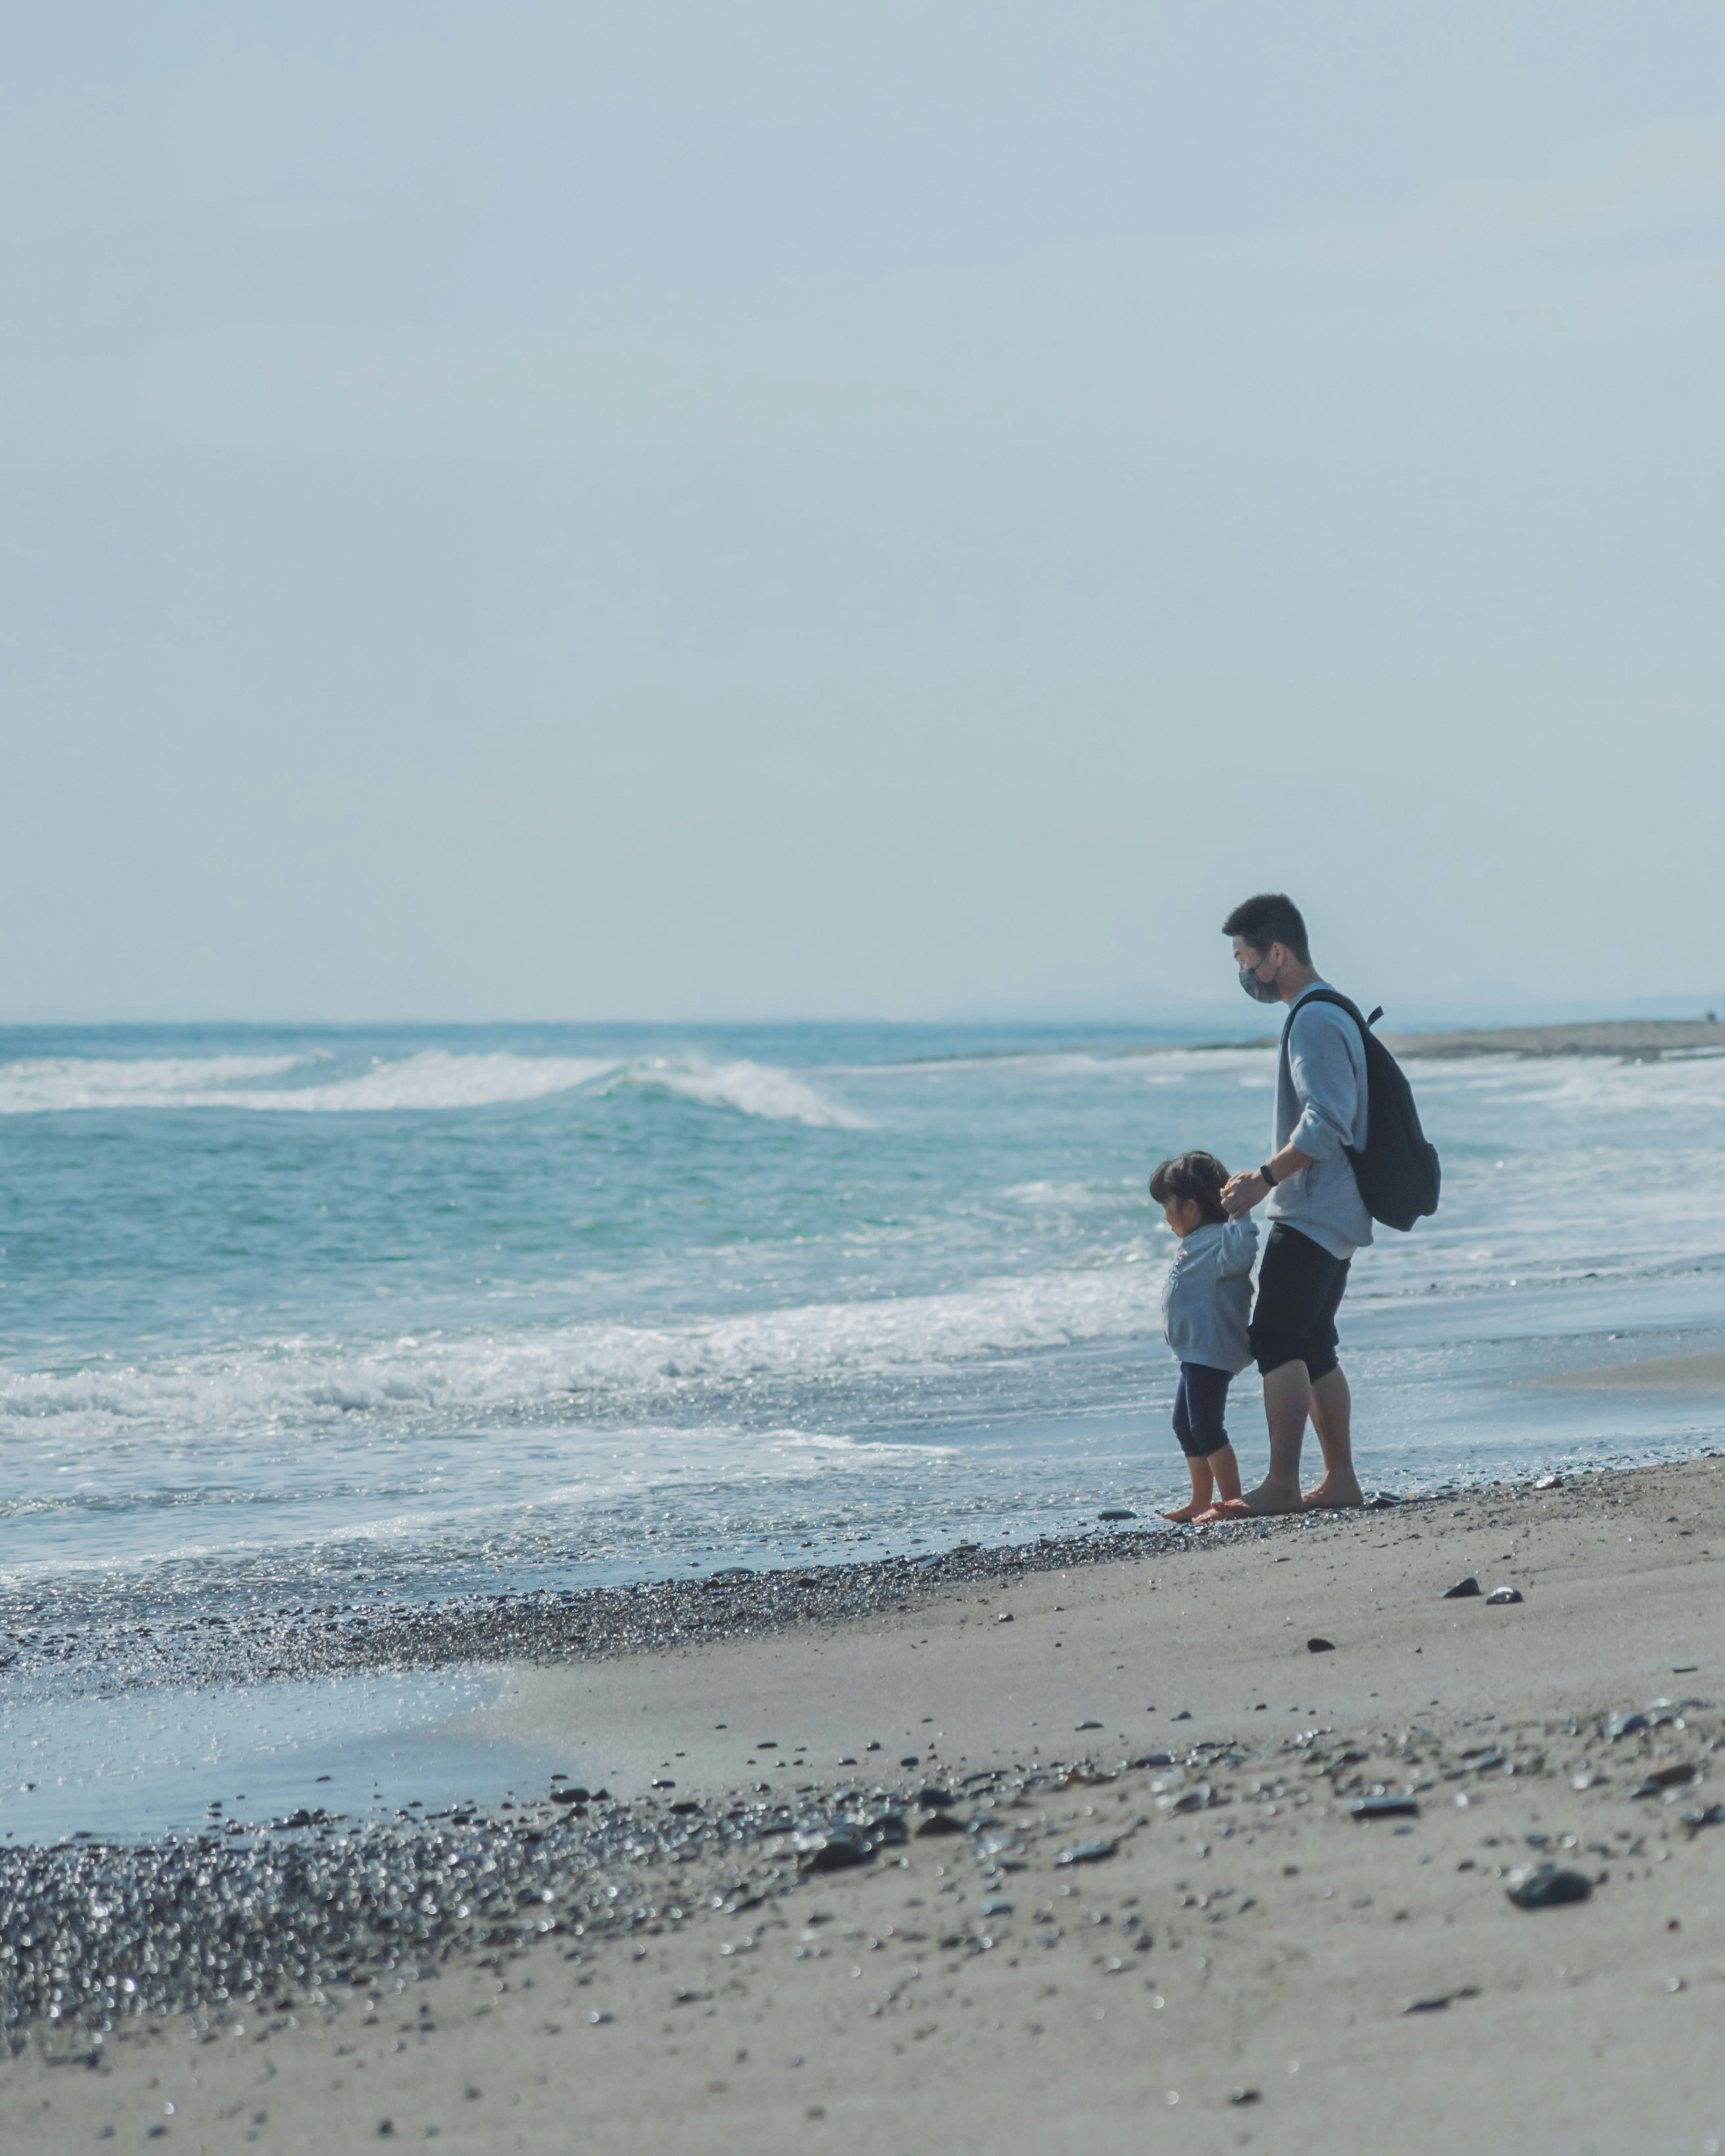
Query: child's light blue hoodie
1160,1217,1259,1374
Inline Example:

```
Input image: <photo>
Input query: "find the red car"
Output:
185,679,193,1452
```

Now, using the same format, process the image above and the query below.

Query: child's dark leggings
1173,1362,1233,1458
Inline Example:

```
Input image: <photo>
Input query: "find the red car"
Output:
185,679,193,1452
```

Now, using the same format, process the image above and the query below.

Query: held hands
1221,1169,1268,1218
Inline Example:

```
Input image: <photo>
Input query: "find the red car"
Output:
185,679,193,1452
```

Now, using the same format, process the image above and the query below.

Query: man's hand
1221,1170,1267,1218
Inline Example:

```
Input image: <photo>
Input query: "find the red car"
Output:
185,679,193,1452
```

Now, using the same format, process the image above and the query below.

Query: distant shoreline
1166,1015,1725,1060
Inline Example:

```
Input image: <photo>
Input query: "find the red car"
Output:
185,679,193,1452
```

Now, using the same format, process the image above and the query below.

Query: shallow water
4,1020,1724,1608
0,1666,568,1846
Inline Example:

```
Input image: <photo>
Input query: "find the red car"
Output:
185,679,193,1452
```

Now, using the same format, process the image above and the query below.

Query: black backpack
1281,990,1441,1232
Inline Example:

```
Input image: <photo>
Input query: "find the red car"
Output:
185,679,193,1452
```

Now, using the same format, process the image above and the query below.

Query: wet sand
5,1455,1725,2152
1534,1351,1725,1393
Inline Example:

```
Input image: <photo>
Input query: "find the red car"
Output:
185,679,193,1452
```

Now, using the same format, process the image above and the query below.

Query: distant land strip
1145,1016,1725,1060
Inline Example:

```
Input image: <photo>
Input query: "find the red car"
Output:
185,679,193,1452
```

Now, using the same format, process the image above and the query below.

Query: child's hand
1221,1168,1267,1217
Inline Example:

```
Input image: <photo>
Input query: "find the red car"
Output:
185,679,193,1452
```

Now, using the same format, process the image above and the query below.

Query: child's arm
1217,1217,1259,1275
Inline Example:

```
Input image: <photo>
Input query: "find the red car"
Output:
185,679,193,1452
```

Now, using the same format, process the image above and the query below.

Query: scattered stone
914,1813,967,1838
1351,1796,1420,1821
1602,1712,1649,1740
1442,1577,1482,1600
1533,1474,1561,1490
796,1835,873,1873
550,1787,590,1805
1229,2088,1261,2105
1055,1841,1117,1866
995,1613,1014,1624
1075,1720,1103,1731
1485,1587,1523,1605
1632,1763,1698,1797
1307,1638,1336,1654
1401,1985,1480,2015
650,1778,676,1789
1365,1493,1398,1509
1098,1510,1137,1522
1504,1864,1592,1910
915,1787,955,1808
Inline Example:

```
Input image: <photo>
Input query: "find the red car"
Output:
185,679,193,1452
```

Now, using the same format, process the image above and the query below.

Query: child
1150,1149,1259,1522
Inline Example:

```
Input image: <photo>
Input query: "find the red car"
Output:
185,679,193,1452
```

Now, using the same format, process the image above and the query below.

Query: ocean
4,1019,1723,1837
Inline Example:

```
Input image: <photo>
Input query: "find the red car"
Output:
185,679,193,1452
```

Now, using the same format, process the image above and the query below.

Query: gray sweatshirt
1160,1217,1259,1374
1265,982,1372,1259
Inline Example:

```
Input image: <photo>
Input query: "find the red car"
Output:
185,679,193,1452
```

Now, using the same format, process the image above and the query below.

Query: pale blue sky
4,4,1722,1020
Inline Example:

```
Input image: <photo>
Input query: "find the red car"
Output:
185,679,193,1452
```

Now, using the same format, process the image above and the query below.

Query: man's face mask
1238,952,1281,1003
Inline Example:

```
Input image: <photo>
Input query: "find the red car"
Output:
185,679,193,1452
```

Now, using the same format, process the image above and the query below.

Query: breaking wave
0,1050,865,1127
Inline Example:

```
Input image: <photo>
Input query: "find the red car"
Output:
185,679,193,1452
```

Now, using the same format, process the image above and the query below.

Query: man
1212,893,1368,1515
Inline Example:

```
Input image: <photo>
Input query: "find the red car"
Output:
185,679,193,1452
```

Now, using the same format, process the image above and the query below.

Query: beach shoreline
6,1450,1725,2151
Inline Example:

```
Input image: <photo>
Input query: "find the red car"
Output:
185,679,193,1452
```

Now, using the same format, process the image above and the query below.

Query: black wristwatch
1258,1162,1278,1187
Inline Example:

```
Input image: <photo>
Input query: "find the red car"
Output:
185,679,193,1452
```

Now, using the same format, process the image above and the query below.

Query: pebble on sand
1485,1586,1524,1605
1307,1637,1336,1653
1442,1577,1482,1599
1504,1864,1592,1909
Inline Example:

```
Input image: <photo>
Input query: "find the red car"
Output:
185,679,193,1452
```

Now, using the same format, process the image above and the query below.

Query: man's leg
1215,1360,1309,1515
1302,1365,1362,1508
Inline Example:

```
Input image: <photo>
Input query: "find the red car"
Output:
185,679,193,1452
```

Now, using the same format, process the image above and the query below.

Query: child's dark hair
1149,1149,1229,1224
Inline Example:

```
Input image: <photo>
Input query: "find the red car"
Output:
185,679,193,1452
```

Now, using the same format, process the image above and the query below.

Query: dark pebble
914,1812,967,1838
1632,1763,1697,1797
1075,1720,1103,1731
1229,2088,1261,2105
1055,1841,1116,1866
915,1787,955,1808
1350,1795,1420,1820
798,1836,874,1873
1098,1510,1137,1522
1505,1864,1592,1909
1602,1712,1649,1740
1442,1577,1482,1599
899,1755,920,1767
1485,1587,1523,1605
1307,1637,1336,1653
550,1786,591,1804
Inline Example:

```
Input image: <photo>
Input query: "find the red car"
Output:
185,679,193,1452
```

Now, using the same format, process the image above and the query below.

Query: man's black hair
1222,892,1310,964
1148,1149,1229,1224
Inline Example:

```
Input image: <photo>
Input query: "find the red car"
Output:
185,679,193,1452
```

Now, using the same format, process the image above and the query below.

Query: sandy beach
6,1454,1723,2154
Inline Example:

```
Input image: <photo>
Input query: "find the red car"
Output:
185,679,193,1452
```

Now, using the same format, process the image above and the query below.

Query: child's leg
1207,1441,1242,1504
1161,1365,1219,1521
1178,1368,1239,1518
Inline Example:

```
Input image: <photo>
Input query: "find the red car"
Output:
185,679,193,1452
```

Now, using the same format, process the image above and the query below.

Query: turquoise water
3,1021,1724,1609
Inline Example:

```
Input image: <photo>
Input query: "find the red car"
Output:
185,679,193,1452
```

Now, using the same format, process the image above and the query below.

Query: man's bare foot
1159,1501,1210,1523
1210,1480,1305,1517
1302,1475,1364,1510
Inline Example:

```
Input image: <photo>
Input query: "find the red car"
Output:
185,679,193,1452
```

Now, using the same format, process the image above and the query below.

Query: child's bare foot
1159,1500,1209,1522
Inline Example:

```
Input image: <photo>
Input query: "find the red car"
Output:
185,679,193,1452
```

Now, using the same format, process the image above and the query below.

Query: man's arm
1221,1004,1359,1217
1221,1145,1312,1218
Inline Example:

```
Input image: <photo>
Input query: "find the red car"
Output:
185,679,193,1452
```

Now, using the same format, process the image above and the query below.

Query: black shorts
1248,1221,1350,1381
1172,1362,1233,1458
